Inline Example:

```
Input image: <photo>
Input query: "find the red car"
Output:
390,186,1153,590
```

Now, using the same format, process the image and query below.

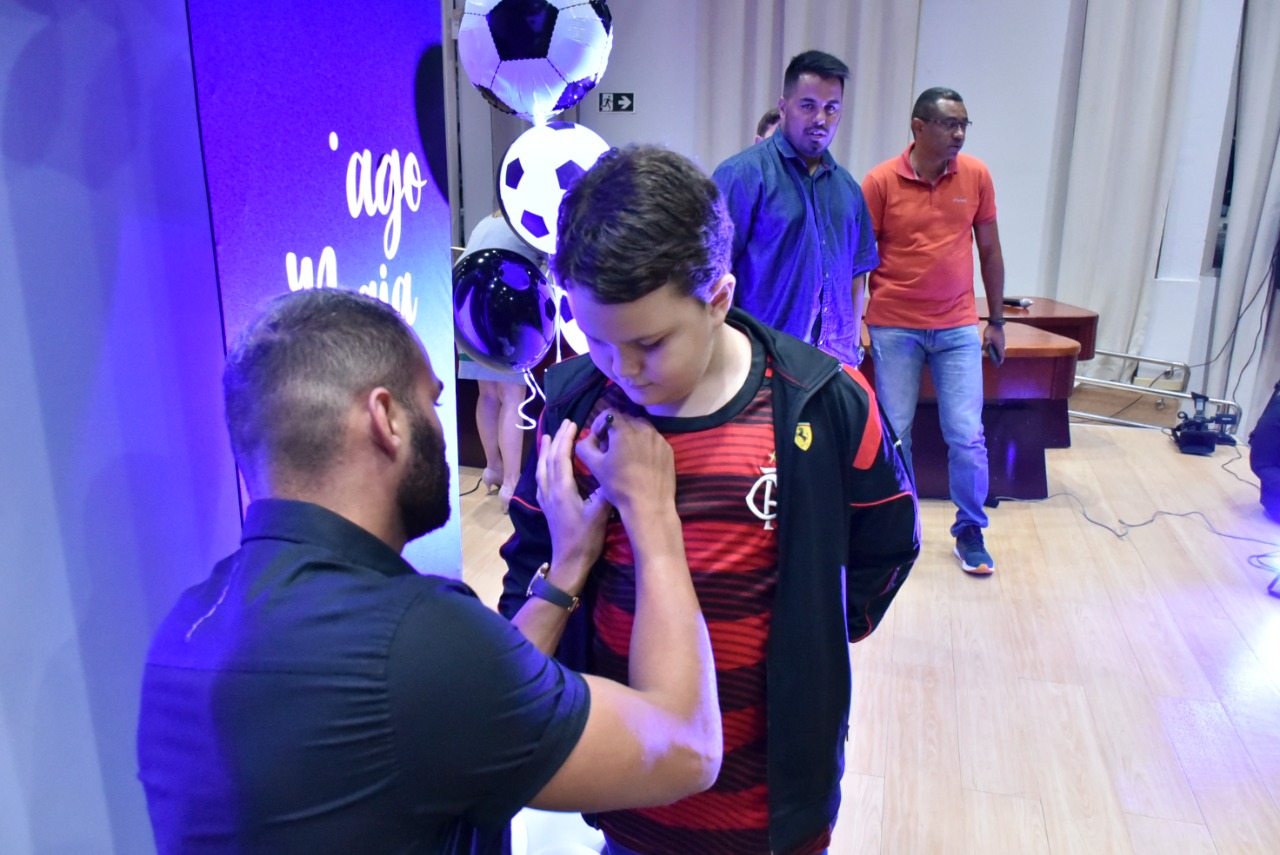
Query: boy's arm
839,367,920,641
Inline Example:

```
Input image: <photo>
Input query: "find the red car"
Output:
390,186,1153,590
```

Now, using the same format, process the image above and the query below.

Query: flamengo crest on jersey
746,459,778,530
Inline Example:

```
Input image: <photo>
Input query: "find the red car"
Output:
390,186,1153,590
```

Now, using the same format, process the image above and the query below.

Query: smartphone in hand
986,342,1005,367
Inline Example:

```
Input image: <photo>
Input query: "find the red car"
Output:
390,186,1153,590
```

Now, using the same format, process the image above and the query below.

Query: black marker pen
599,412,614,451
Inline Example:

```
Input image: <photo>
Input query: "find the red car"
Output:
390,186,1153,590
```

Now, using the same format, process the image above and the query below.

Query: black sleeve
387,581,590,831
497,436,551,622
838,366,920,641
497,392,597,673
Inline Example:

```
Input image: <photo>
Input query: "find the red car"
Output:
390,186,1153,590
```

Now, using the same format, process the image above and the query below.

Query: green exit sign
598,92,634,112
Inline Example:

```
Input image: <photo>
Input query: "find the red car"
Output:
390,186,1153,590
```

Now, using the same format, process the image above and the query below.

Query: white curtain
1206,0,1280,432
1050,0,1203,380
691,0,923,178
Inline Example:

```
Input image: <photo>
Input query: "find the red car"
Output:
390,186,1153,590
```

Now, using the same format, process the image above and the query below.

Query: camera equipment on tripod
1172,392,1237,456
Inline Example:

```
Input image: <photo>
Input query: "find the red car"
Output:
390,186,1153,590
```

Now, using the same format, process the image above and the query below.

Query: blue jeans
868,324,988,534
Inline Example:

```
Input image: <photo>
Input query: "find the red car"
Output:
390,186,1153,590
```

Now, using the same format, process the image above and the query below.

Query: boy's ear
706,274,735,320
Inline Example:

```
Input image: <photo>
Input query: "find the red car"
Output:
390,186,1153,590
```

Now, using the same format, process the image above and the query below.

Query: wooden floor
459,423,1280,855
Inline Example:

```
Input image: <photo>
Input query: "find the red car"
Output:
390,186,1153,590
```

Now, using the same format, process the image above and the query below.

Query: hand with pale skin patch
536,418,612,590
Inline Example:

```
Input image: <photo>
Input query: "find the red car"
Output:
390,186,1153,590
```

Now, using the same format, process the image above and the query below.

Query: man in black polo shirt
136,289,721,854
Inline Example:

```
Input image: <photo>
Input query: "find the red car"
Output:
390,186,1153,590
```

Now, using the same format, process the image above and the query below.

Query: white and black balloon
498,121,610,256
458,0,613,125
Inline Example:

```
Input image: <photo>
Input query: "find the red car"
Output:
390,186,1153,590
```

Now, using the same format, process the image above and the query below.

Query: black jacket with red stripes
498,308,919,854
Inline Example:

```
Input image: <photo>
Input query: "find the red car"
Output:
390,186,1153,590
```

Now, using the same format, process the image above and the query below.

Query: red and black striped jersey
572,344,829,855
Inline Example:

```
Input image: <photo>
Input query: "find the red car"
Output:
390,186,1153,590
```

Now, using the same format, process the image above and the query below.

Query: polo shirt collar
894,143,959,183
772,131,837,173
241,498,417,579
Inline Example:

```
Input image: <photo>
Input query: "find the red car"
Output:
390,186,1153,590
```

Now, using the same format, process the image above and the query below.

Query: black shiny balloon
453,247,555,373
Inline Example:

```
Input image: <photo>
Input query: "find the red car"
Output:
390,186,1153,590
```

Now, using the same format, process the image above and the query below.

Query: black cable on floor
986,490,1280,598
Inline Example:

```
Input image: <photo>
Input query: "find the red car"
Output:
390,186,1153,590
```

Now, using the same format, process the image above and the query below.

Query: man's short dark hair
912,87,964,121
756,108,780,138
553,145,733,304
783,50,849,95
224,289,423,480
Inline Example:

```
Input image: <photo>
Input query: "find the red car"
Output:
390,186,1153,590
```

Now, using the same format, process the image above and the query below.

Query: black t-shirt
138,499,589,854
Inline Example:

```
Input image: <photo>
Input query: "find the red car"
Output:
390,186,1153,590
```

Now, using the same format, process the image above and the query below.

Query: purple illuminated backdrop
186,0,461,574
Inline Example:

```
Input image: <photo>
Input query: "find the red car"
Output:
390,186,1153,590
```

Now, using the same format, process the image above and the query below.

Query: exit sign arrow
598,92,635,113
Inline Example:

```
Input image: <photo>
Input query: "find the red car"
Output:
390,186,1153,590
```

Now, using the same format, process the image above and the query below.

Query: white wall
915,0,1088,301
574,1,706,166
0,3,242,852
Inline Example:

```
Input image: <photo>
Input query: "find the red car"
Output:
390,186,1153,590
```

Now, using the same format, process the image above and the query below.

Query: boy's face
567,279,732,417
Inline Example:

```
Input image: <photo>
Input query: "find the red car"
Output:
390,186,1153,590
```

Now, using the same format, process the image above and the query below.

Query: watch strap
526,563,580,612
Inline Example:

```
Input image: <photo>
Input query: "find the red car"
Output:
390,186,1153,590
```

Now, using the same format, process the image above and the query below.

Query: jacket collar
726,309,841,392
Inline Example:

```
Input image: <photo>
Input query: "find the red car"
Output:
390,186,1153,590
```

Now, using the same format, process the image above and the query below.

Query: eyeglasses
928,118,973,132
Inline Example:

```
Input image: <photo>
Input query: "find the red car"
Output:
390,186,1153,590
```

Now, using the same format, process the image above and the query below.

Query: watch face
526,564,549,598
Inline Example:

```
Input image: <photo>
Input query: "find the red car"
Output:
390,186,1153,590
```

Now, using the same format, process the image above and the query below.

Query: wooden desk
978,297,1098,360
977,298,1097,448
861,323,1080,500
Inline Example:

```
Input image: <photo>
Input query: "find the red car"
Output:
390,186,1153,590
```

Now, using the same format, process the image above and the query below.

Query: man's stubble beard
397,407,452,542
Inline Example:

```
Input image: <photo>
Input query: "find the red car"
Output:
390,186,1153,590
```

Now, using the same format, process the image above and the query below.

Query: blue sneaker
954,525,995,575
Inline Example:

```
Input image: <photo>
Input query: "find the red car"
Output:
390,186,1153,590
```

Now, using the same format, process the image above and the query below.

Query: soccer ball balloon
458,0,613,124
498,121,610,256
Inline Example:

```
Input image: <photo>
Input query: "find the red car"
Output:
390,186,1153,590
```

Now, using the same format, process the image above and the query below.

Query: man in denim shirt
712,50,878,367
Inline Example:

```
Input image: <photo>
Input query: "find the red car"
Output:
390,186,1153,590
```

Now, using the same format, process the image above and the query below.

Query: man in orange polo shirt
862,87,1006,575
